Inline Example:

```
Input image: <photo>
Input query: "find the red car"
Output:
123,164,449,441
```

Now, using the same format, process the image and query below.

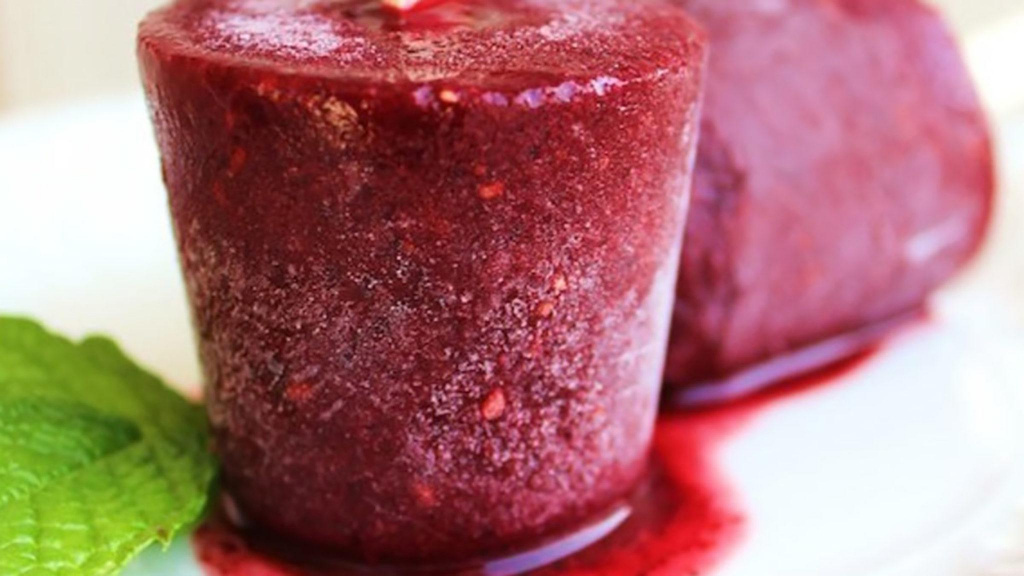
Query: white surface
718,298,1024,576
2,97,1024,576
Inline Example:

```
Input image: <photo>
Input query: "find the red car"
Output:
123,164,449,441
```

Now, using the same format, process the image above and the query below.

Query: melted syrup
194,350,876,576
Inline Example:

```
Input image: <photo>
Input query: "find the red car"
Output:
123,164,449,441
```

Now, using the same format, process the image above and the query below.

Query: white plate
2,96,1023,576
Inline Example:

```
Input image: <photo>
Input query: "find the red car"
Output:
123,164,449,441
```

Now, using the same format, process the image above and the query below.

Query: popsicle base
666,309,923,408
195,415,746,576
192,347,885,576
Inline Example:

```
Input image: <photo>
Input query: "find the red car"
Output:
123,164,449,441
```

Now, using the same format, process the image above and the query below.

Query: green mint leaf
0,399,140,510
0,317,216,576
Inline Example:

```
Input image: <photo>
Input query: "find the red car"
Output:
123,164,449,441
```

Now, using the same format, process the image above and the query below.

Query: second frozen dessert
666,0,993,400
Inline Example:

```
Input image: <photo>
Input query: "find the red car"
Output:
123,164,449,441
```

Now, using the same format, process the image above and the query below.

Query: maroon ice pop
139,0,707,566
665,0,994,402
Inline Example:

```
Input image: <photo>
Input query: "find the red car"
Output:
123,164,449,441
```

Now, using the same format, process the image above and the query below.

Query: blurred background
0,0,1022,116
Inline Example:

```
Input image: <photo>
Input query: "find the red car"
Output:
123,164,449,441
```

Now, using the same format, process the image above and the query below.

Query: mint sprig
0,317,216,575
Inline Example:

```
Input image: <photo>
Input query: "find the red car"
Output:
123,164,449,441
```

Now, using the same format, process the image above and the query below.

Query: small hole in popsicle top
333,0,510,32
381,0,424,12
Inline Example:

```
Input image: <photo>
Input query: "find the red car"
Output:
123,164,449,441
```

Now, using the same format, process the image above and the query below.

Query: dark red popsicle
139,0,707,566
665,0,994,401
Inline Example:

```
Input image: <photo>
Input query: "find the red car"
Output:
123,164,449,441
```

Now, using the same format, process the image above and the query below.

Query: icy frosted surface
139,0,704,87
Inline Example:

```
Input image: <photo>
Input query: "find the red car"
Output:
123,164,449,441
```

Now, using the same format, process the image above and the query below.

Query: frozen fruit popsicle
139,0,707,566
665,0,994,402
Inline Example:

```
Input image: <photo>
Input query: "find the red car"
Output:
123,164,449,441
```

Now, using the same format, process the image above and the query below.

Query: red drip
194,350,875,576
